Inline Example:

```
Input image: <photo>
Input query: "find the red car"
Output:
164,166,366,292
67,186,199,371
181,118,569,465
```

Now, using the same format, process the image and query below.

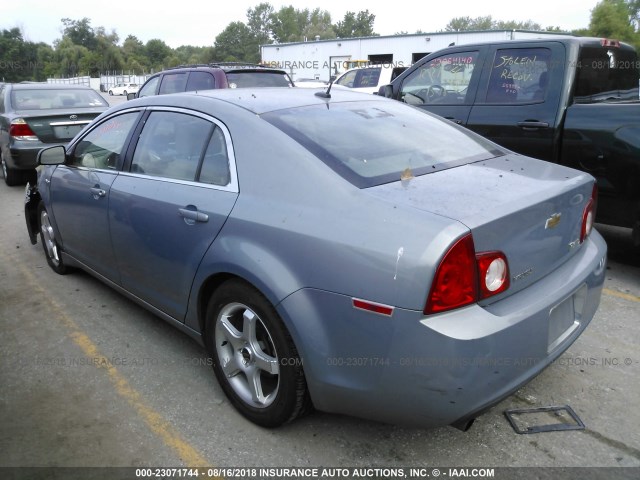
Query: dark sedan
0,83,109,186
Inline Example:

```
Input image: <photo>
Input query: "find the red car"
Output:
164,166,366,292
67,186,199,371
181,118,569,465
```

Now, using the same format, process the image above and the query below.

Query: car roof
428,36,636,51
125,86,388,115
161,63,289,75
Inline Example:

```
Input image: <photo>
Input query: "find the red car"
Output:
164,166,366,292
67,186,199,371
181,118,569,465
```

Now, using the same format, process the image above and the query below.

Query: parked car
0,83,109,186
333,64,407,94
108,83,139,96
133,63,293,98
380,37,640,243
25,88,606,430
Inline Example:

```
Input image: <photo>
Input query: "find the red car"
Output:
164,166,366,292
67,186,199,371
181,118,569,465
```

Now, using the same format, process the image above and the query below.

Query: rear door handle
517,121,549,130
179,207,209,223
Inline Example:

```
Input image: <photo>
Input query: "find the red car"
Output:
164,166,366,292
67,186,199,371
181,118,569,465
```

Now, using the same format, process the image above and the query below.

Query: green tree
54,37,90,76
247,2,275,45
445,16,493,31
0,28,28,81
334,10,377,38
628,0,639,29
270,6,305,43
303,8,335,40
214,22,259,62
61,17,97,50
145,39,172,69
588,0,636,41
91,27,123,74
445,16,551,32
122,35,148,72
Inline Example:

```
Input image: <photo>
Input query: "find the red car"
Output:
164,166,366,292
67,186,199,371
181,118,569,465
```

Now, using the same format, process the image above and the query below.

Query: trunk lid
16,109,104,142
366,154,595,300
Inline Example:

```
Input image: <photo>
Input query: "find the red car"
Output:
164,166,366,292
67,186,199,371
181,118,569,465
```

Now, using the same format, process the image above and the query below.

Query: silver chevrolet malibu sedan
25,87,607,430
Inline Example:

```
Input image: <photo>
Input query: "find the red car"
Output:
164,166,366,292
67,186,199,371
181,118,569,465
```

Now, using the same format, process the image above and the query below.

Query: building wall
261,30,573,82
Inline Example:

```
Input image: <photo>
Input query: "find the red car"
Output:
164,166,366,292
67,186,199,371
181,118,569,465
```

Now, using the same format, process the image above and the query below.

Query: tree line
1,0,639,82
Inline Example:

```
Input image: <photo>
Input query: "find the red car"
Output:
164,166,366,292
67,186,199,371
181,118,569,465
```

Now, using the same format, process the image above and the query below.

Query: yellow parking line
19,265,213,470
603,287,640,303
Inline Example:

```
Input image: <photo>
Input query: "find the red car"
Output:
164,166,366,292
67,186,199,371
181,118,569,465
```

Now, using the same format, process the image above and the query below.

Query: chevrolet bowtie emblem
545,213,562,229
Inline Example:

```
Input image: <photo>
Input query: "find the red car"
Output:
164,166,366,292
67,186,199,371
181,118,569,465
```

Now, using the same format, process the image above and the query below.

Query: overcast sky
3,0,600,49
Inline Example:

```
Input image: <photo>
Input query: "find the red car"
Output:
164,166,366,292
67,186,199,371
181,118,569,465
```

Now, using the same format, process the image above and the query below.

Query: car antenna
315,81,333,99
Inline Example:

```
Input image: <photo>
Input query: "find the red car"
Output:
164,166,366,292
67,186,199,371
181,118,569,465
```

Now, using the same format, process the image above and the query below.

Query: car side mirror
380,84,394,98
127,92,137,101
38,145,67,165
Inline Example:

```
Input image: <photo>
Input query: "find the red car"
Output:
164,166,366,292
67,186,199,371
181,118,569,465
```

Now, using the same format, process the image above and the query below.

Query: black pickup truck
380,37,640,243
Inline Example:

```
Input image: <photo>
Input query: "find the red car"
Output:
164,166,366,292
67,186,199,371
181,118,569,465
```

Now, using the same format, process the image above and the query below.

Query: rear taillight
476,252,510,299
580,184,598,243
9,119,38,141
424,233,510,315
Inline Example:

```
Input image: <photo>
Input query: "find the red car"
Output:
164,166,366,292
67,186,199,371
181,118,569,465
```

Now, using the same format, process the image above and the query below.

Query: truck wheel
205,279,311,427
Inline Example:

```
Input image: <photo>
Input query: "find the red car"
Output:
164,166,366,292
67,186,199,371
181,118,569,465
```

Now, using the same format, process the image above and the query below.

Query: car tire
123,90,127,96
205,279,311,427
1,153,21,186
108,90,113,95
38,203,69,275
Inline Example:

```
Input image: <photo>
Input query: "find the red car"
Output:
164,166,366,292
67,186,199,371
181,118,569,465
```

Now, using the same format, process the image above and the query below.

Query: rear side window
574,46,640,102
485,48,552,104
159,73,188,94
131,111,213,181
199,127,231,186
186,72,216,91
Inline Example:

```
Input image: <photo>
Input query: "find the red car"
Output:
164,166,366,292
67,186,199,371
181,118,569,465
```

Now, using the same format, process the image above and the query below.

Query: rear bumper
277,231,607,428
8,141,45,170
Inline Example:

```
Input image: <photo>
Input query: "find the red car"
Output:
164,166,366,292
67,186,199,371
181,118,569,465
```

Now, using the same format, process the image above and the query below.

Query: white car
108,83,140,96
333,64,407,94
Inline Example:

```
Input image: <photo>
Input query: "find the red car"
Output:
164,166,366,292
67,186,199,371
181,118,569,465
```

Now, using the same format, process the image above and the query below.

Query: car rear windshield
11,88,108,110
263,101,504,188
226,72,292,88
574,45,640,103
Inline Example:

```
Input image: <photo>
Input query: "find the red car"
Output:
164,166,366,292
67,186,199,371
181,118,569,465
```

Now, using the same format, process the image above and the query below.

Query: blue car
25,87,607,430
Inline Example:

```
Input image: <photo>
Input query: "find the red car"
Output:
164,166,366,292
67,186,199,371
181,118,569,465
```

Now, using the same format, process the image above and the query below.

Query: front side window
336,70,358,87
71,112,139,169
264,100,503,188
485,48,552,104
130,111,213,181
401,51,479,105
138,76,160,97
